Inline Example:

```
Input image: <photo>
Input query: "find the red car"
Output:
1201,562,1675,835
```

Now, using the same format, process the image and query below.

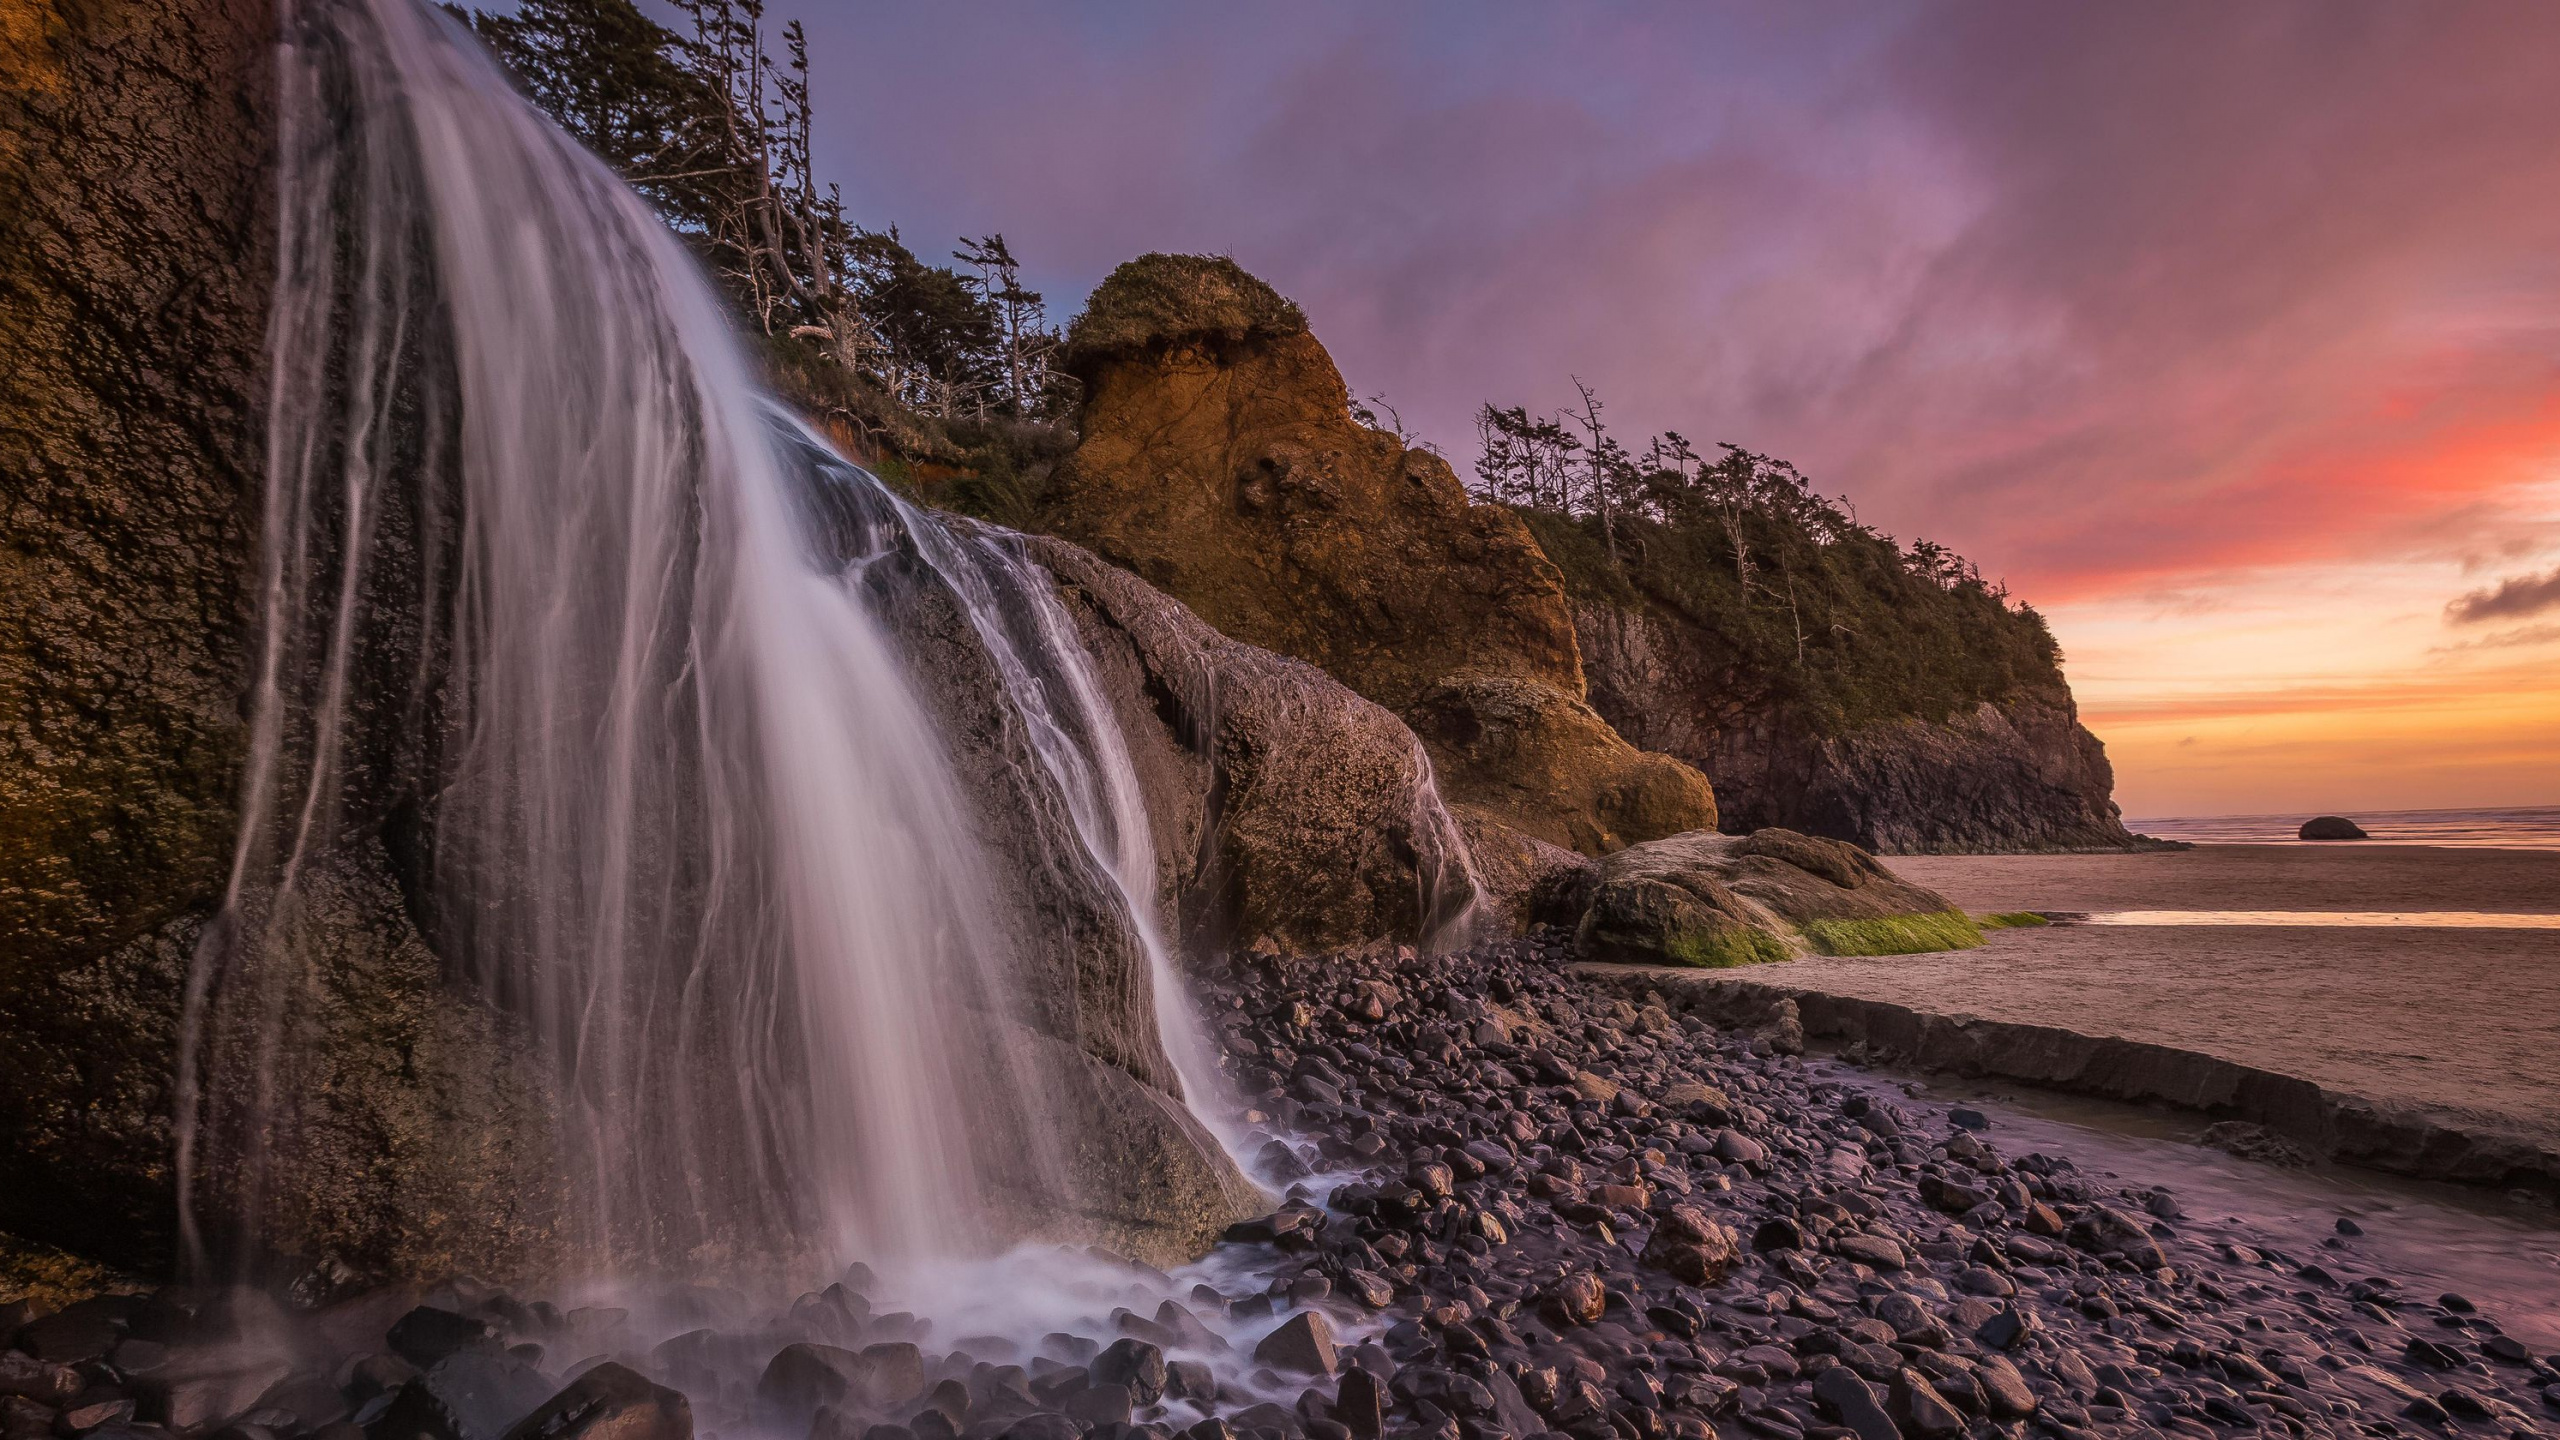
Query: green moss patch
1800,909,1984,957
1660,925,1795,969
1978,911,2051,930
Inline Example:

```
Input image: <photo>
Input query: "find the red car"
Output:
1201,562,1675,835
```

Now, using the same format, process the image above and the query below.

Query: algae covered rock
1043,254,1713,854
1573,828,1976,967
2298,815,2369,841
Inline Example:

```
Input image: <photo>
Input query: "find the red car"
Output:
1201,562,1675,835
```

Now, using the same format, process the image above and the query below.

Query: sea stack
2298,815,2370,840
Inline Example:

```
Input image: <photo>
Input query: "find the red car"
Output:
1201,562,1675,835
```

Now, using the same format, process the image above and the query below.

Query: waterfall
179,0,1246,1282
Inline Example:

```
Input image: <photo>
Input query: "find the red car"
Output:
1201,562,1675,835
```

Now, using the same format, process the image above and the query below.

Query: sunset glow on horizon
789,2,2560,816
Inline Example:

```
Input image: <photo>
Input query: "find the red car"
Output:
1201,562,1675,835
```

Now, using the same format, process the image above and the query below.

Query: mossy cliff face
1045,255,1715,855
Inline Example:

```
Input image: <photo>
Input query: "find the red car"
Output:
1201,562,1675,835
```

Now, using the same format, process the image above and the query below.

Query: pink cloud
797,3,2560,604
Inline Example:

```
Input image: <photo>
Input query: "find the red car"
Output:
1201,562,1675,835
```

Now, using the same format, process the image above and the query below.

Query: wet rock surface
13,939,2556,1440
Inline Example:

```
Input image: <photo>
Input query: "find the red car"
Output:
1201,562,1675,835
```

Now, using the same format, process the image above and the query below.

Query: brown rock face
0,0,583,1287
0,0,274,1264
1027,536,1477,956
1574,598,2140,854
1045,255,1713,854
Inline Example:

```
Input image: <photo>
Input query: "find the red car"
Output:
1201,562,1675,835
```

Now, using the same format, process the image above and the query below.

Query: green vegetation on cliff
472,0,1074,439
1483,415,2066,740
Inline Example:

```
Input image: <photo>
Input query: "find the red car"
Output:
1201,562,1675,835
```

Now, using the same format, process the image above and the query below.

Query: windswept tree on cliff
954,234,1069,420
1475,383,2059,734
471,0,1056,428
1471,403,1582,510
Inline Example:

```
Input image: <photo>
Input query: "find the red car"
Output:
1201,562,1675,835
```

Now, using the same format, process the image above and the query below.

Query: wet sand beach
1611,845,2560,1184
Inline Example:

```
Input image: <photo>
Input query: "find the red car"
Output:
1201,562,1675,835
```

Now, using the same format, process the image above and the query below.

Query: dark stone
1973,1358,2036,1419
1830,1235,1905,1272
1253,1316,1337,1377
1752,1218,1804,1253
1974,1310,2033,1352
1541,1275,1605,1329
1164,1362,1214,1404
1330,1372,1382,1440
2405,1338,2464,1371
2297,816,2368,841
0,1355,83,1407
2435,1389,2491,1422
1000,1417,1080,1440
368,1352,553,1440
1090,1341,1165,1408
14,1303,128,1365
140,1352,292,1433
499,1365,690,1440
388,1312,493,1372
1886,1371,1963,1440
1062,1385,1131,1427
1808,1368,1895,1440
59,1397,139,1434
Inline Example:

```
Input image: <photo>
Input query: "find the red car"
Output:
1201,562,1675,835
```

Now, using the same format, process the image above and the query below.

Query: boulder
1405,677,1717,856
1041,254,1713,853
1453,810,1593,934
1026,536,1480,955
1574,829,1975,967
2299,815,2369,841
501,1365,690,1440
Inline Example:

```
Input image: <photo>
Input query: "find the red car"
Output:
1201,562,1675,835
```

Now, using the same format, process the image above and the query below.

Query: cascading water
178,0,1259,1283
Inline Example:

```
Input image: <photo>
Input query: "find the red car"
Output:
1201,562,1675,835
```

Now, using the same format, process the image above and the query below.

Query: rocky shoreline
9,939,2557,1440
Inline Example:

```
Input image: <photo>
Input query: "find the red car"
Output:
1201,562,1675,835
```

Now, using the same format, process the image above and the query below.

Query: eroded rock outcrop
1574,828,1974,968
1040,255,1715,855
1026,536,1477,956
1575,599,2141,854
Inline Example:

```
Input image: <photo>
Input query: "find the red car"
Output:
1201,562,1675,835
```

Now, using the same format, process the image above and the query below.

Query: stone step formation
7,937,2556,1440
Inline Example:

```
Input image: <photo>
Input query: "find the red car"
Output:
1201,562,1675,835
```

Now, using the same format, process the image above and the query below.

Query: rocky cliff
1039,255,1717,855
1575,594,2142,853
0,13,1452,1284
2,0,276,1268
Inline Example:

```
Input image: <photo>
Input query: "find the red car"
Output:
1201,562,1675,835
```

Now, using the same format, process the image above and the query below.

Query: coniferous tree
471,0,1054,431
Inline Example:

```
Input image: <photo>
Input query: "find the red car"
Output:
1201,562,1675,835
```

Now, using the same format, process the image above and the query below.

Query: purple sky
780,3,2560,810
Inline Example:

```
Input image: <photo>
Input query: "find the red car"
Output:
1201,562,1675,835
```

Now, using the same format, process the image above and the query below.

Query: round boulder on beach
2298,815,2369,840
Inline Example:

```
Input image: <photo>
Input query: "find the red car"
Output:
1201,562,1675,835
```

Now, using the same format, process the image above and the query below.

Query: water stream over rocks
176,0,1254,1283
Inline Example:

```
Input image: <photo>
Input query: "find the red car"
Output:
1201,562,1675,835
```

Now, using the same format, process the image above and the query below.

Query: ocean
2125,805,2560,851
